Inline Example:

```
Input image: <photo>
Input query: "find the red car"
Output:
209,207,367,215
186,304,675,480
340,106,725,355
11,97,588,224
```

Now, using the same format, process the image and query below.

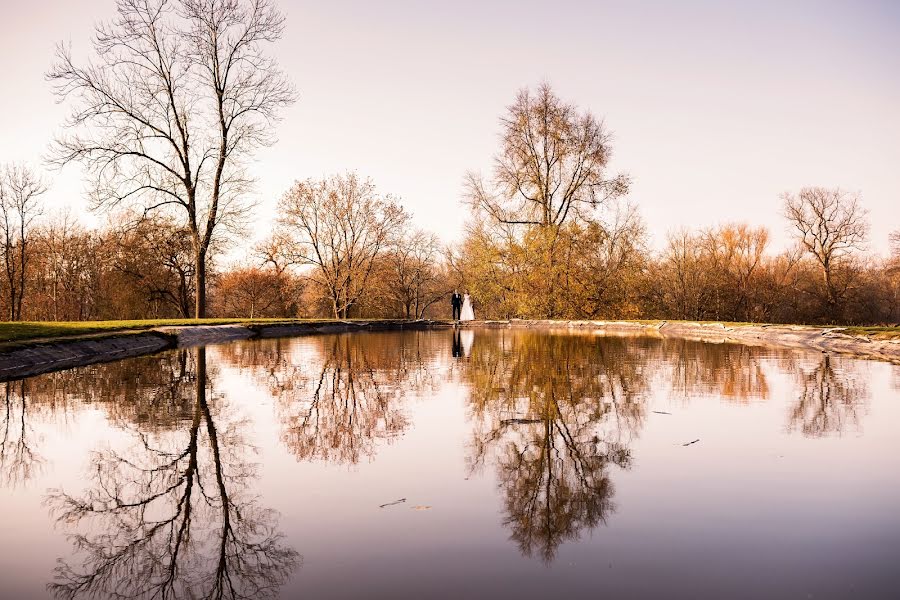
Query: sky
0,0,898,256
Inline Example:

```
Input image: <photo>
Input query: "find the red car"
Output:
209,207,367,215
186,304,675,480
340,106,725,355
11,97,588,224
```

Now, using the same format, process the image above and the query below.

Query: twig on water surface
652,410,672,415
682,439,700,446
379,498,407,508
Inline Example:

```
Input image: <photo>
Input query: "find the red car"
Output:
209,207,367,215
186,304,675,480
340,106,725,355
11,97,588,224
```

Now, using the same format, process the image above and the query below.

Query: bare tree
383,229,444,319
466,82,629,229
48,0,295,317
782,187,868,311
274,173,408,318
0,164,47,320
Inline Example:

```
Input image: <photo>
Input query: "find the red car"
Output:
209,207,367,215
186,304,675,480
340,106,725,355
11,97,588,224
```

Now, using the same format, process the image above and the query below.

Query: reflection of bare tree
280,345,406,464
0,351,214,488
45,348,299,600
23,351,200,429
786,354,868,437
219,332,443,465
0,380,42,486
463,333,646,562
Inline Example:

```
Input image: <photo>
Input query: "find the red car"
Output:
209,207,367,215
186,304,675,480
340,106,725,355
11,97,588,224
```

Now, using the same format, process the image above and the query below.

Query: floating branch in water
682,439,700,446
379,498,407,508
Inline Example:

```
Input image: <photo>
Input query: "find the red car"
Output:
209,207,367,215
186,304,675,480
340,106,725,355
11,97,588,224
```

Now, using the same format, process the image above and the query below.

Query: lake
1,329,898,599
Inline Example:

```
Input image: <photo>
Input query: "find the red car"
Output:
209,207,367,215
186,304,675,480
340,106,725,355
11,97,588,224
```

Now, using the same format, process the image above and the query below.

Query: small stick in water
379,498,407,508
682,439,700,446
652,411,672,415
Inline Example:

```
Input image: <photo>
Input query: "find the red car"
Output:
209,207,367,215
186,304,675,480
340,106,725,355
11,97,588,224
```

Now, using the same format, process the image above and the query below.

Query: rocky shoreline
0,318,896,382
461,319,900,363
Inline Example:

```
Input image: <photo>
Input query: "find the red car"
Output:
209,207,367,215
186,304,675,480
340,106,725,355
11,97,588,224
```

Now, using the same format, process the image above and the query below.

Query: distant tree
656,229,711,320
274,173,408,318
217,264,297,318
381,229,445,319
109,214,197,318
559,200,647,318
782,187,868,313
698,223,769,321
48,0,295,317
466,83,629,229
0,164,47,320
30,213,103,321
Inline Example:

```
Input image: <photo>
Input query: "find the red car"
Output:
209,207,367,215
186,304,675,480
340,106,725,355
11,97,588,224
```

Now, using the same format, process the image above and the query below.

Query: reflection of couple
451,289,475,321
452,328,475,358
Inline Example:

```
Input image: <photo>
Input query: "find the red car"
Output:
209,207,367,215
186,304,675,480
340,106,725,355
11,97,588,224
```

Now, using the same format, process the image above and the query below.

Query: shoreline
461,319,900,363
0,318,897,382
0,319,451,382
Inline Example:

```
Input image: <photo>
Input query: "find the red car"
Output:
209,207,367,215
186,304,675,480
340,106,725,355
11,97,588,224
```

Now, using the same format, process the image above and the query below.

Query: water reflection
462,334,647,561
0,329,883,597
1,380,43,486
667,340,772,402
786,354,868,437
45,348,299,600
24,351,202,428
221,333,441,465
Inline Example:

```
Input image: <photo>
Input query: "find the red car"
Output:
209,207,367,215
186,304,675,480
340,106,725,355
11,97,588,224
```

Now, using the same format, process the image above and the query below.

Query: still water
1,330,898,599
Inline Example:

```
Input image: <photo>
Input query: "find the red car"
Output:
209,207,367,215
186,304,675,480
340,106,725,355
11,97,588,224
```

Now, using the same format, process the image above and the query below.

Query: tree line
1,0,897,324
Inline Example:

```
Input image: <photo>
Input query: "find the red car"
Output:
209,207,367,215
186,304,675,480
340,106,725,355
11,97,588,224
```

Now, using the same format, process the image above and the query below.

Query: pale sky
1,0,898,255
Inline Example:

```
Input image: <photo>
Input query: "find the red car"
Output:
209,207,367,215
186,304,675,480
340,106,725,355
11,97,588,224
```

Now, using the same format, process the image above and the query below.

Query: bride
459,291,475,321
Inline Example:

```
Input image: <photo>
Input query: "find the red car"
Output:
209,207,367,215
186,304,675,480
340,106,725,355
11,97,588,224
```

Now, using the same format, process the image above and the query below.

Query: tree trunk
195,249,207,318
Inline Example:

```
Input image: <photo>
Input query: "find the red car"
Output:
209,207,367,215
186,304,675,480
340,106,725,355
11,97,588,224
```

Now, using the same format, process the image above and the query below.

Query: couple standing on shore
451,290,475,321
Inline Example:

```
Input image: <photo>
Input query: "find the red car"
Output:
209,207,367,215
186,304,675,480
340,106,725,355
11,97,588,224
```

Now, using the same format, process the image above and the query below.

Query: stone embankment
462,319,900,363
0,319,450,382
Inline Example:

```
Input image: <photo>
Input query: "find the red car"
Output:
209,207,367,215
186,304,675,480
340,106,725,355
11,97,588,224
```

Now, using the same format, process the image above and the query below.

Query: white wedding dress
459,294,475,321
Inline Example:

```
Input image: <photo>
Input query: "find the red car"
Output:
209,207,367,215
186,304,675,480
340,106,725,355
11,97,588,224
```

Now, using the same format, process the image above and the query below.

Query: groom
451,289,462,321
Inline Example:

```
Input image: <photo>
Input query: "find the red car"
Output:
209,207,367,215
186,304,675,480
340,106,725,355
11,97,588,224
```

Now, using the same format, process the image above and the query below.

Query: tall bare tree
48,0,295,317
466,82,629,229
274,173,408,318
0,164,47,320
782,187,868,311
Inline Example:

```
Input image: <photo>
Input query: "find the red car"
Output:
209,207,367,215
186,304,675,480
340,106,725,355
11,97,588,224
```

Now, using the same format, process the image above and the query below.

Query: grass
840,326,900,340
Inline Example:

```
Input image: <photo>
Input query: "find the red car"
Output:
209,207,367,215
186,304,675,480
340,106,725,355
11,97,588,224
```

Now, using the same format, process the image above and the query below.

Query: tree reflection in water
220,332,441,465
461,333,648,562
786,354,868,437
1,380,43,486
277,336,409,464
667,339,772,402
0,329,868,587
44,348,299,600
